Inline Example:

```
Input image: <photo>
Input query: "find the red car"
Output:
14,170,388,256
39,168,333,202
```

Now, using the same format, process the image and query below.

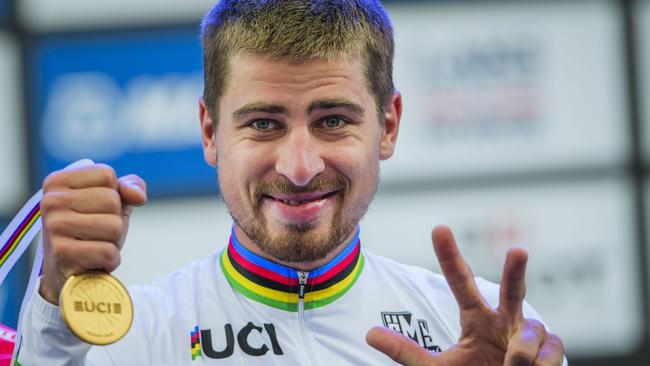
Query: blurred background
0,0,648,364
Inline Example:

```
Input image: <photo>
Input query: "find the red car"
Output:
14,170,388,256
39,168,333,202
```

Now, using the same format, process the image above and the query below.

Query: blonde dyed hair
200,0,395,124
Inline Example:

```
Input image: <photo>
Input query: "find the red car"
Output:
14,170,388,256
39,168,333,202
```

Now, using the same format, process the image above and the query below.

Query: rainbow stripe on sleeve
190,326,202,360
220,229,364,312
0,204,40,267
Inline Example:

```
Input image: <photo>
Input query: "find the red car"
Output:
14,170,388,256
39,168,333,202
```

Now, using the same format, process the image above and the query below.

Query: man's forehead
228,50,364,75
222,52,371,110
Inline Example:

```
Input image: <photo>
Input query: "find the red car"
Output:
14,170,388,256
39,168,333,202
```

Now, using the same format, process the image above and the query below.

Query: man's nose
275,128,325,186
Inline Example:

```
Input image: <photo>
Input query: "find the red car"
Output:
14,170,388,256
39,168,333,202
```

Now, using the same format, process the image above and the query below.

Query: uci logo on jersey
190,323,284,360
381,311,442,352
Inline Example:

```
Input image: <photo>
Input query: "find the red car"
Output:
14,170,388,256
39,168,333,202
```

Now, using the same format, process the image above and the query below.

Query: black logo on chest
191,322,283,360
381,311,442,352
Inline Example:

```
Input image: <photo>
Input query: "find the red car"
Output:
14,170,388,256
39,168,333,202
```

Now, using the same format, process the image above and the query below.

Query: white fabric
17,248,567,365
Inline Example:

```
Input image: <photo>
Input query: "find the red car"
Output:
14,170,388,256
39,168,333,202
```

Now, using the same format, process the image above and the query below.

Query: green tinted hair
200,0,395,124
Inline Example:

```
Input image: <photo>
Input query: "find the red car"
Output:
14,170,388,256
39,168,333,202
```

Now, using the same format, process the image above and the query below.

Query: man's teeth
282,200,302,206
279,196,325,206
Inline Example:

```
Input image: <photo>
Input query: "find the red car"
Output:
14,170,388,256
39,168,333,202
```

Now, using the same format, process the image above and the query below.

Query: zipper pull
297,271,309,300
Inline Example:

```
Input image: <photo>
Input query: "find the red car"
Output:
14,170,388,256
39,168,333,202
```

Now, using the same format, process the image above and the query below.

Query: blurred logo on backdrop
42,72,202,161
421,40,542,142
30,30,217,197
385,1,627,181
455,216,606,311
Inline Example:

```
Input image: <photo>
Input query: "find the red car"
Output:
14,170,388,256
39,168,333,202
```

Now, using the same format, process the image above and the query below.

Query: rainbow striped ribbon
2,159,94,365
0,190,43,286
0,189,44,366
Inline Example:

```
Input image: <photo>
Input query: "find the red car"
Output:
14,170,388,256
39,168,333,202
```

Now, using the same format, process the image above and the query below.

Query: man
18,0,566,365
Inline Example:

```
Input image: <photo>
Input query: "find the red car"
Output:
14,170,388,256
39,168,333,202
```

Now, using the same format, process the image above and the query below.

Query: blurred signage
19,0,214,31
0,33,27,216
362,178,641,357
29,29,217,198
0,0,9,25
383,0,627,182
638,0,650,163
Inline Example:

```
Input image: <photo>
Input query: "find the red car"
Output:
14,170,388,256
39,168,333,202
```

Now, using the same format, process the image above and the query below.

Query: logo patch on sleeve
381,312,442,353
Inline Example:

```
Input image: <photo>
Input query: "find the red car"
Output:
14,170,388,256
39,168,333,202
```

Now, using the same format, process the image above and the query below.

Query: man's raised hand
366,225,564,366
38,163,147,305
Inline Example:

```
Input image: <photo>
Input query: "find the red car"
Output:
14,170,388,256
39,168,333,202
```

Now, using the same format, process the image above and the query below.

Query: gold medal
60,271,133,345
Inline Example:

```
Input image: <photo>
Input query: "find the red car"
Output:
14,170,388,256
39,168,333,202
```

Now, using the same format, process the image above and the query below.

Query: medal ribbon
0,159,93,365
0,189,44,365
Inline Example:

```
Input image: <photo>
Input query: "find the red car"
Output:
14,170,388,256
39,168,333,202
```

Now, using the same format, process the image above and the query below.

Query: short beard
225,174,374,263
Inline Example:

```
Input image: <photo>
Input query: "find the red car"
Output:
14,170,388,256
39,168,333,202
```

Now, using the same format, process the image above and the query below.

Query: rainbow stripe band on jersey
0,203,40,268
220,228,364,312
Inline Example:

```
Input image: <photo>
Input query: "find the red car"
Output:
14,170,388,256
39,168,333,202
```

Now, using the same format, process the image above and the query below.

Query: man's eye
321,117,346,129
250,119,276,130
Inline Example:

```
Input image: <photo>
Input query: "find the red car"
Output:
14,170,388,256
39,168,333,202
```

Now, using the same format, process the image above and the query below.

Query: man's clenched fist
38,163,147,305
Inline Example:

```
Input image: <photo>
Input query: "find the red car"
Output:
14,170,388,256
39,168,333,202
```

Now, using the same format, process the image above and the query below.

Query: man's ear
379,91,402,160
199,98,218,167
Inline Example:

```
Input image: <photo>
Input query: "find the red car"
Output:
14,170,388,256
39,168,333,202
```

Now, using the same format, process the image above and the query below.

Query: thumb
118,174,147,213
366,326,437,365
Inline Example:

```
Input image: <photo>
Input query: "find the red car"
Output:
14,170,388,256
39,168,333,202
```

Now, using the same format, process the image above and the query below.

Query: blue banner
29,28,218,197
0,0,9,25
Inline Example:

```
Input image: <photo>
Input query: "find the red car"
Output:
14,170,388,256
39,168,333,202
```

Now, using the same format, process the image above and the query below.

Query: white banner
0,33,27,217
19,0,215,31
384,0,627,182
362,178,641,357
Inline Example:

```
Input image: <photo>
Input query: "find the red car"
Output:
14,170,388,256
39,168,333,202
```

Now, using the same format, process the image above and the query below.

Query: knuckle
106,249,122,272
95,164,118,186
101,244,121,270
524,319,545,334
546,333,564,351
105,215,125,240
50,240,71,262
43,170,65,192
103,189,122,214
43,215,65,234
40,193,61,214
510,349,535,366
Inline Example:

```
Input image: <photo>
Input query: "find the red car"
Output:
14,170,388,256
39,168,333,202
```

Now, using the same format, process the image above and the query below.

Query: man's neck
231,225,358,271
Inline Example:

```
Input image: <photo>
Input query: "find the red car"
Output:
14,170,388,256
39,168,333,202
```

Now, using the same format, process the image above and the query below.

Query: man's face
200,52,401,263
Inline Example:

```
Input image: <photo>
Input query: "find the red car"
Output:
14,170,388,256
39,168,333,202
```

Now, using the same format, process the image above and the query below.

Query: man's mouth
265,191,339,206
261,190,340,224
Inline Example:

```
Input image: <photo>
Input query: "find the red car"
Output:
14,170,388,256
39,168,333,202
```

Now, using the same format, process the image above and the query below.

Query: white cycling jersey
17,228,564,365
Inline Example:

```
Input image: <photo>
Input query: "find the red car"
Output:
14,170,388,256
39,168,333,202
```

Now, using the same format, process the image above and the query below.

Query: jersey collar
219,226,364,312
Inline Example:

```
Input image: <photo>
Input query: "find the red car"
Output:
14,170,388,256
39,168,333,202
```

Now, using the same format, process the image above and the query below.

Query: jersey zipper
298,271,317,366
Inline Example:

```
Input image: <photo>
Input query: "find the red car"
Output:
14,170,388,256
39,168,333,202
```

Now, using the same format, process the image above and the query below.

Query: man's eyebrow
308,98,365,115
232,102,288,120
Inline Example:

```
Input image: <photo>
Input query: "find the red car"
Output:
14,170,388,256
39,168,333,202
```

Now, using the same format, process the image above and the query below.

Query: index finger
432,225,485,311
